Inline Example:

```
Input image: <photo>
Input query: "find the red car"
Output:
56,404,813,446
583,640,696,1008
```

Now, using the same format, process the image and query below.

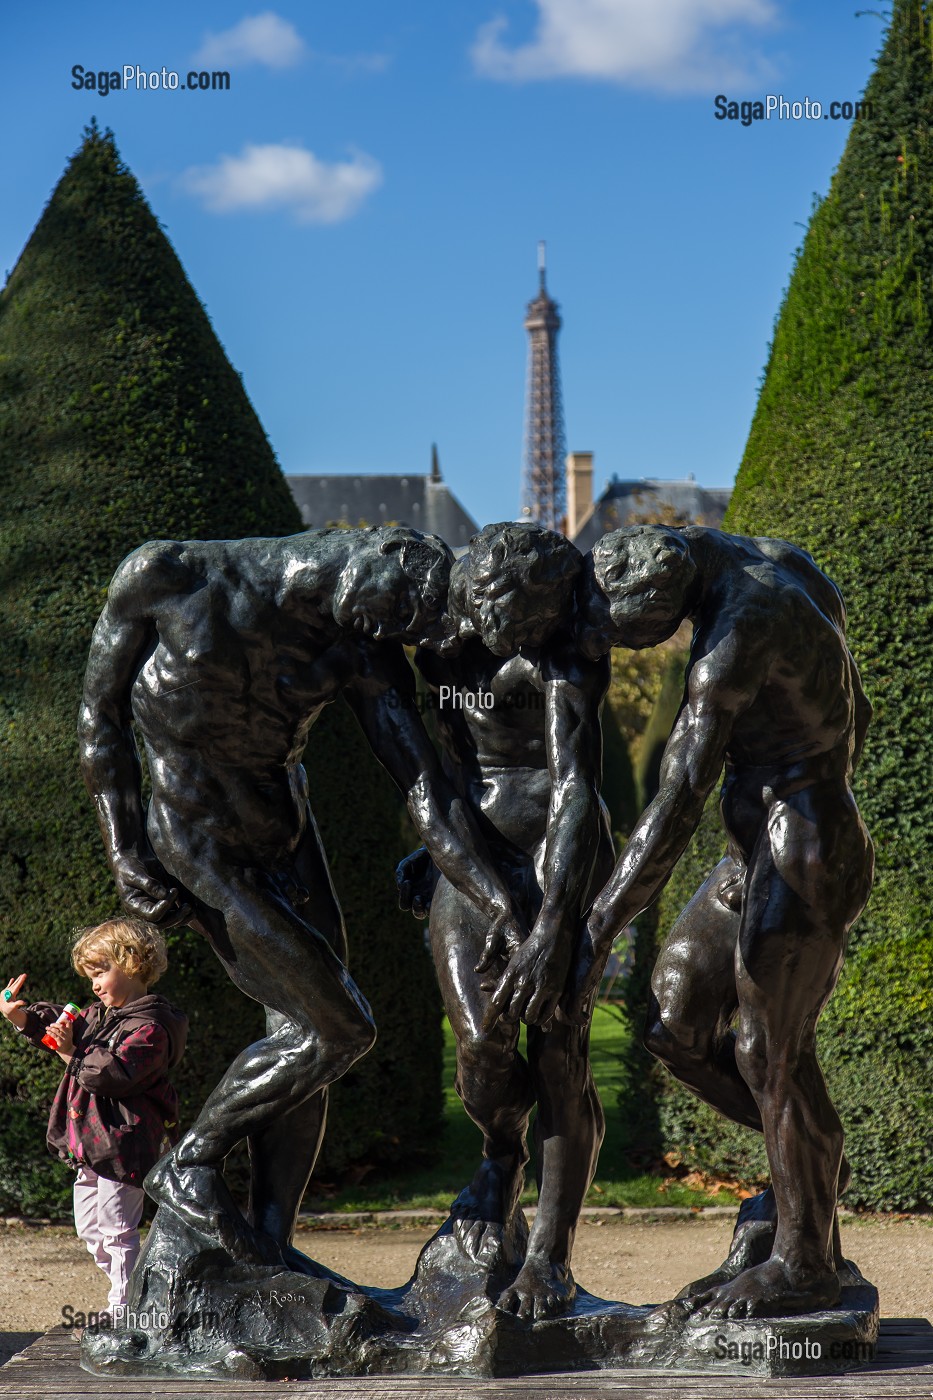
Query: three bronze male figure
79,519,872,1325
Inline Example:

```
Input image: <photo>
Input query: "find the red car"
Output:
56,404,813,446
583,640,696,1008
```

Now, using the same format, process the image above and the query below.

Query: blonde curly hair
71,919,168,988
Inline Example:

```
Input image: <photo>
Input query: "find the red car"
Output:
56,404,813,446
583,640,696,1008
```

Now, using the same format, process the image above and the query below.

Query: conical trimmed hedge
654,3,933,1208
0,125,441,1214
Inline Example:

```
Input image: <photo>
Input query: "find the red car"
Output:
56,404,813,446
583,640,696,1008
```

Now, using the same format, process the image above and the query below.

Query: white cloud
471,0,779,93
194,12,307,70
179,143,383,225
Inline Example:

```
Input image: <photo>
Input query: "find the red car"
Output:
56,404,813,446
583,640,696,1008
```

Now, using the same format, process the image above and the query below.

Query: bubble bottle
41,1003,82,1049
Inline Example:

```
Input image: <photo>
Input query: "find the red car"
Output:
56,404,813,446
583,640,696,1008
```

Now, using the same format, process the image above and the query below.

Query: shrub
649,3,933,1207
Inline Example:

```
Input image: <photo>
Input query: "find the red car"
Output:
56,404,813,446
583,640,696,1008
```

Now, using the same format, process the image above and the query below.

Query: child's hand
45,1017,75,1056
0,975,28,1030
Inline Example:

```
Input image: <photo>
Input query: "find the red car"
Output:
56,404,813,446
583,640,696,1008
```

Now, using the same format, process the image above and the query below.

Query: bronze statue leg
498,1020,604,1320
648,856,784,1295
245,812,349,1250
648,853,858,1297
429,876,534,1254
686,790,871,1319
146,826,374,1252
646,855,761,1131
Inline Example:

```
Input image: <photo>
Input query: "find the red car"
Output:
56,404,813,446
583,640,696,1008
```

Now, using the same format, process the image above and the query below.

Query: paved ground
1,1215,931,1367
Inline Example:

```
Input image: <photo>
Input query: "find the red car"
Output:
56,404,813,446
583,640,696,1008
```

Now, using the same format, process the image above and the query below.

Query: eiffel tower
520,242,566,531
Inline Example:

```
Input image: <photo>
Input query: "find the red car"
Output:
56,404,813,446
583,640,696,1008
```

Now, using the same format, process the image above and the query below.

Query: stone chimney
565,451,594,539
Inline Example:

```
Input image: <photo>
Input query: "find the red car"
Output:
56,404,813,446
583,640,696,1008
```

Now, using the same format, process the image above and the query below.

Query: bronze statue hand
395,846,438,919
112,851,192,927
483,930,572,1032
473,910,527,978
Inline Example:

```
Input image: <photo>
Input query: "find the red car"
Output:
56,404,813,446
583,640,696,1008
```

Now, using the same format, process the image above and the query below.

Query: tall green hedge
0,124,441,1215
652,1,933,1208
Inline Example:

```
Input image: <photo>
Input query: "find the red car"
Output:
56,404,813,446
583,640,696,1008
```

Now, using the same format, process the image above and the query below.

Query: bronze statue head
332,527,453,643
438,521,582,657
579,525,697,657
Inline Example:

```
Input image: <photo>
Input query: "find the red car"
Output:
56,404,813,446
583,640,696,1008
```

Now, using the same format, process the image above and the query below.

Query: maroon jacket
20,994,188,1186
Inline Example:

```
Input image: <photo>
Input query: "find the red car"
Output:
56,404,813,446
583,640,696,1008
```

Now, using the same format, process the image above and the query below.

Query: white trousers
73,1165,145,1311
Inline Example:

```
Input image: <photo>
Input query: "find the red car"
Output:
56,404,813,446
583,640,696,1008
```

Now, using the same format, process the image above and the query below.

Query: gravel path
1,1215,930,1366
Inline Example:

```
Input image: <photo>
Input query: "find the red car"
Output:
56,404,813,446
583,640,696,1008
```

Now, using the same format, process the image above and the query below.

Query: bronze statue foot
497,1256,576,1321
450,1161,523,1263
676,1187,777,1299
682,1258,841,1320
145,1154,283,1266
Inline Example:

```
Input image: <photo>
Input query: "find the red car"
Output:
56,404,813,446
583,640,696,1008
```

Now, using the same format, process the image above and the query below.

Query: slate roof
572,477,732,552
286,473,480,551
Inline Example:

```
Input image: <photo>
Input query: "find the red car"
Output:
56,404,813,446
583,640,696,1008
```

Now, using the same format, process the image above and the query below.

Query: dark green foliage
653,2,933,1207
0,125,441,1213
731,5,933,874
818,926,933,1209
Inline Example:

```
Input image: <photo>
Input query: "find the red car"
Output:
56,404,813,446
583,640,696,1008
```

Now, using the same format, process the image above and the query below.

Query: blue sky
2,2,884,528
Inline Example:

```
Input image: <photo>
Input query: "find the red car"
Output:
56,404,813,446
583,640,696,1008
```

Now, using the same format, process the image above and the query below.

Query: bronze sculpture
77,520,878,1379
556,525,873,1320
400,522,615,1319
78,526,527,1265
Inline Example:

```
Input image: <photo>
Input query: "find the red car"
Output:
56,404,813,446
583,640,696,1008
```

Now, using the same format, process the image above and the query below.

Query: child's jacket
20,994,188,1185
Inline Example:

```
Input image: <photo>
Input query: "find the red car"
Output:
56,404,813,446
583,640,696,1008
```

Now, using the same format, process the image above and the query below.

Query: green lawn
305,1005,737,1213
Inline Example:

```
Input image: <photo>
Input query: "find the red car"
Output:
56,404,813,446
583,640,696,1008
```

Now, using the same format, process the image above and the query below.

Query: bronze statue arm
534,652,608,941
78,556,190,925
485,651,608,1030
590,631,766,941
561,669,751,1028
343,644,525,948
392,663,482,919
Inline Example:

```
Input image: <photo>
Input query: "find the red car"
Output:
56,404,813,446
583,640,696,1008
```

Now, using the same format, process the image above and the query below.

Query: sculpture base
80,1206,879,1381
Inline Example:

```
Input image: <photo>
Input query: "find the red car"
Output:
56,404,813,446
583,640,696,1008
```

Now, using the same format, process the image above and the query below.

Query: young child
0,919,188,1316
